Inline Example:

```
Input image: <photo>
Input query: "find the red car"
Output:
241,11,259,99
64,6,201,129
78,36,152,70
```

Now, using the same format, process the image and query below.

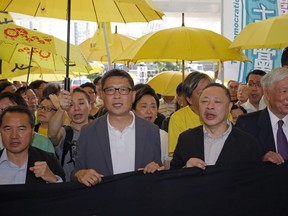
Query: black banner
1,162,288,216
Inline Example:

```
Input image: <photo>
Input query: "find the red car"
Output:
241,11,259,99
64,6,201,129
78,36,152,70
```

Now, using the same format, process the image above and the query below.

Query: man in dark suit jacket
74,69,163,187
171,83,262,169
0,106,65,184
236,67,288,165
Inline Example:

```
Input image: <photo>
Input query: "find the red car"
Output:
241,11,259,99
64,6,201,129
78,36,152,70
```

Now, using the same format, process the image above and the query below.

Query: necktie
277,120,288,160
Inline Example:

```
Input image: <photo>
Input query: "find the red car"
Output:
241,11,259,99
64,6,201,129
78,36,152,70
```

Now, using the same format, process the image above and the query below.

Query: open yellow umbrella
230,14,288,50
1,0,164,89
0,23,84,62
0,60,79,82
0,41,91,72
147,71,190,96
115,26,249,63
79,27,135,63
0,0,164,23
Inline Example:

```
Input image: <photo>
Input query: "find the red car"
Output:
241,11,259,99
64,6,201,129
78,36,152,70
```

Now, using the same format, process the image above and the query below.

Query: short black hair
80,82,96,93
176,82,184,96
0,92,28,107
15,86,34,95
72,87,91,104
101,69,134,89
132,85,160,110
0,81,15,93
245,69,266,83
0,105,35,128
202,83,231,101
93,76,102,86
281,47,288,67
29,80,47,89
231,104,247,114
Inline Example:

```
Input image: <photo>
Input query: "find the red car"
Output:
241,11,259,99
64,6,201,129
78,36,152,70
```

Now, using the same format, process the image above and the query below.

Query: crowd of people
1,48,288,186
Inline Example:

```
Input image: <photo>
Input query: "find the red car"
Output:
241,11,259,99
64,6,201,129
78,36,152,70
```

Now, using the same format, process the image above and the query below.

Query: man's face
21,89,38,112
199,86,232,129
0,98,17,116
0,112,33,155
247,74,263,106
102,76,135,117
265,77,288,119
186,79,211,114
34,83,46,99
228,81,239,100
67,91,91,125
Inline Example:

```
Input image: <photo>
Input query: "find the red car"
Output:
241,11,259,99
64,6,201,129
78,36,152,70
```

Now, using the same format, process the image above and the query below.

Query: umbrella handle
25,47,34,92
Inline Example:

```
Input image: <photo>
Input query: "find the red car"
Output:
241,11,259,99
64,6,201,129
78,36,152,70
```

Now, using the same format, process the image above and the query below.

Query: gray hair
261,67,288,90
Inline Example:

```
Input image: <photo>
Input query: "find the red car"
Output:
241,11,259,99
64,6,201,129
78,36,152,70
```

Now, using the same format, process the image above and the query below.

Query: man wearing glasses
74,69,163,187
241,69,266,113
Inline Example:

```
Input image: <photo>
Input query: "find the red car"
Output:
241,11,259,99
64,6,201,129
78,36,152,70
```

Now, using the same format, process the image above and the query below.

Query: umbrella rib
34,3,41,17
135,5,148,22
114,1,127,23
3,0,12,11
91,0,99,23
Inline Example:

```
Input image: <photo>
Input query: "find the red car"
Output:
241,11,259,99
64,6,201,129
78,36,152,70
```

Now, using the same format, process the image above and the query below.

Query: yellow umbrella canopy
0,41,91,72
230,14,288,49
79,31,135,63
0,0,164,23
0,23,84,62
0,60,79,82
147,71,190,96
1,0,164,90
114,26,250,63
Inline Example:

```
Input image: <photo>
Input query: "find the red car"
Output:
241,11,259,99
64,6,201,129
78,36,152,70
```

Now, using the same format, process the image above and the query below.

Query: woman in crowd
132,85,171,169
80,82,99,120
35,97,58,137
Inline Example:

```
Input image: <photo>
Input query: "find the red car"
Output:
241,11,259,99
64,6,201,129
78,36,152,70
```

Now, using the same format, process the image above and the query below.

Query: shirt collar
203,120,232,139
267,107,288,127
107,111,135,130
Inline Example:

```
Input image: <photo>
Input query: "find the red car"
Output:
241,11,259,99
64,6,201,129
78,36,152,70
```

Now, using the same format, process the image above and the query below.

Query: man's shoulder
238,108,267,123
82,114,107,131
180,125,203,137
29,146,55,159
135,115,159,131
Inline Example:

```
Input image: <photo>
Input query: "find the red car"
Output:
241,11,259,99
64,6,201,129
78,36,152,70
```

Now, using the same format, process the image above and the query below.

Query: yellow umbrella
1,0,164,89
79,27,135,63
147,71,190,96
0,0,164,23
0,42,91,72
0,23,84,62
230,14,288,49
0,60,79,82
114,26,250,63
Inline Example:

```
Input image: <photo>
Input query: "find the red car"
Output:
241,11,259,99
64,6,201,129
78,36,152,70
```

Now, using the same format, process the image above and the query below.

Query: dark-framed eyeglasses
103,87,132,95
36,105,57,112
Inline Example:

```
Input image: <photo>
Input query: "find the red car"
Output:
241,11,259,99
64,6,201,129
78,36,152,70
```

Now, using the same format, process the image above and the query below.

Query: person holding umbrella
168,72,212,157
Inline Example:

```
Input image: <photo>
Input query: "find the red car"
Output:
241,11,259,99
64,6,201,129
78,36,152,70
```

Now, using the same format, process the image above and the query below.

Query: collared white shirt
0,148,27,185
107,111,136,175
203,121,232,165
267,107,288,152
242,99,259,113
